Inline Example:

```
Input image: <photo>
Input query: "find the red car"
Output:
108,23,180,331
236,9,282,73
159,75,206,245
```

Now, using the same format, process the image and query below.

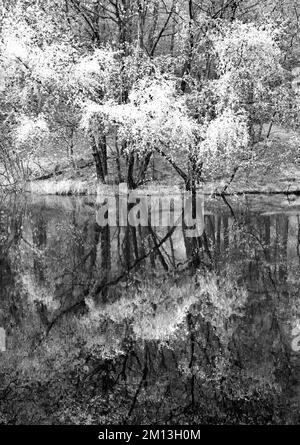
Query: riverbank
27,162,300,197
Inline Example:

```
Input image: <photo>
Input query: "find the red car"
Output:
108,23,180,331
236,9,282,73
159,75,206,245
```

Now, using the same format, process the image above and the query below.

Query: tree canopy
0,0,299,189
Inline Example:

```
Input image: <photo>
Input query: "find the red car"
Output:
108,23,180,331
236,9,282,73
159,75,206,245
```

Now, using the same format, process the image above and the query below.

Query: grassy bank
27,167,300,197
27,178,98,196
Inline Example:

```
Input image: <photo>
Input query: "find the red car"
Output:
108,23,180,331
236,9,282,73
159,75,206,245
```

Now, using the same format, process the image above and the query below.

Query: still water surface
0,191,300,424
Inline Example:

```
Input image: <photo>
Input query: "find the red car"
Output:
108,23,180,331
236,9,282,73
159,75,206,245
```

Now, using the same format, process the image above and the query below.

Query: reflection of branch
21,236,94,283
126,348,148,420
217,190,300,197
221,194,236,221
44,222,181,338
90,223,179,297
297,216,300,263
147,225,169,270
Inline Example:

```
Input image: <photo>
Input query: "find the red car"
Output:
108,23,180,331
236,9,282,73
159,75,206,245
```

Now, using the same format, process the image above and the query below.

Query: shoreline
26,179,300,198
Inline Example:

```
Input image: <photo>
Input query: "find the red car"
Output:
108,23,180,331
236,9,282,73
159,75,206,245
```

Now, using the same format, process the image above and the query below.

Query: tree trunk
90,132,105,182
127,152,136,189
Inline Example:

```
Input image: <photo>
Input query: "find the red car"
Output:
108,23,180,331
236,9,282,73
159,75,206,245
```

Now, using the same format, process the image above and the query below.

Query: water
0,191,300,424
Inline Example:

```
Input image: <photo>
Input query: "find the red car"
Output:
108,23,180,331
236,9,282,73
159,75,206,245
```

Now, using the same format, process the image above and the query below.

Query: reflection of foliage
84,271,247,343
0,269,281,425
86,280,198,342
20,272,59,311
0,195,298,424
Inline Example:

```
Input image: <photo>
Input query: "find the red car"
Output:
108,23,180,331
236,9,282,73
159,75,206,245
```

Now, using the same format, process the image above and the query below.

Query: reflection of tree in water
0,195,25,331
0,195,300,424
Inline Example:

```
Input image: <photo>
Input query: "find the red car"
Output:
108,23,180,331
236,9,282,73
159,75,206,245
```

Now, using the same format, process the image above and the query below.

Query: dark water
0,191,300,424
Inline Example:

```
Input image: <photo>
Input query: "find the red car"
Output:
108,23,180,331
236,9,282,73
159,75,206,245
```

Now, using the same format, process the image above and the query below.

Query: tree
0,0,298,189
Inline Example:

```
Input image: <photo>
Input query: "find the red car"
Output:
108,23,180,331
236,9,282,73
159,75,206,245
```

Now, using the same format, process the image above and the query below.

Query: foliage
0,1,299,187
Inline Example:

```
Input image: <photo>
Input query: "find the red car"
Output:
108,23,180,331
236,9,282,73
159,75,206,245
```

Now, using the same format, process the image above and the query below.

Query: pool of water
0,191,300,424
